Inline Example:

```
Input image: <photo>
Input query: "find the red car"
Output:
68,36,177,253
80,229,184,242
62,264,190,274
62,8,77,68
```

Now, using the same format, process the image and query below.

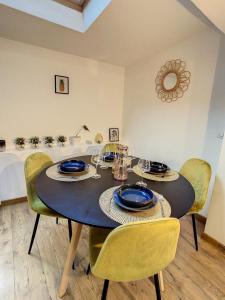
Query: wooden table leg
159,271,165,292
58,222,83,298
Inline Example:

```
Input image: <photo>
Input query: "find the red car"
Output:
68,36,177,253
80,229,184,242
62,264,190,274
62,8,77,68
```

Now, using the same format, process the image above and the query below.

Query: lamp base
69,136,81,145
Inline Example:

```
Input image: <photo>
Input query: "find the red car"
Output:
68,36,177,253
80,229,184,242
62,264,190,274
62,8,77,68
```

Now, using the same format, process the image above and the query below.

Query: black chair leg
86,263,90,275
28,213,40,254
101,280,109,300
191,214,198,251
153,274,161,300
67,219,75,270
56,217,59,224
68,219,72,241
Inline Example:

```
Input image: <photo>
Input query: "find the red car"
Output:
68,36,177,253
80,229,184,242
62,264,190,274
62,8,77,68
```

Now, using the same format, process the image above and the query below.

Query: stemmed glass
136,159,150,187
100,152,108,169
91,154,103,179
127,147,135,172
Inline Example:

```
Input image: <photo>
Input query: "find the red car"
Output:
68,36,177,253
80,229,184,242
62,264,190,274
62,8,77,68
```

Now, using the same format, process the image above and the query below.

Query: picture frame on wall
109,128,119,142
55,75,69,94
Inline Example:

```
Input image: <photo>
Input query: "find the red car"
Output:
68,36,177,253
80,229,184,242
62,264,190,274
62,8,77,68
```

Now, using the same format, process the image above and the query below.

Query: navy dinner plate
103,152,118,162
114,184,155,209
59,159,86,173
147,161,169,174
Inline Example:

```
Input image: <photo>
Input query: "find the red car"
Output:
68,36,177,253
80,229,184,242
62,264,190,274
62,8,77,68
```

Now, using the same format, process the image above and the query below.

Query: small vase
113,145,128,181
94,133,103,144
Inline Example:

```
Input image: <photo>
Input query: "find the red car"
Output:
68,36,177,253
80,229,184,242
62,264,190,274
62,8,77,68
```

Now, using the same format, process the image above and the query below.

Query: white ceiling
190,0,225,34
0,0,207,66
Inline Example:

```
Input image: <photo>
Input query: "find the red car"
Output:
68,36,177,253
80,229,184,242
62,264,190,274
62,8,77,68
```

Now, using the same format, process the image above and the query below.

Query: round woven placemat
46,164,96,182
133,165,179,182
99,186,171,224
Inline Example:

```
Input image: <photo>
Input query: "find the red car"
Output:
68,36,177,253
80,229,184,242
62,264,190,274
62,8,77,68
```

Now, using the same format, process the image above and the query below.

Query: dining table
35,155,195,297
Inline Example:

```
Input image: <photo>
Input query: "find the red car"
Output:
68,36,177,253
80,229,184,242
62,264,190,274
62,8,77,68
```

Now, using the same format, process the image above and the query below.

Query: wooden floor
0,203,225,300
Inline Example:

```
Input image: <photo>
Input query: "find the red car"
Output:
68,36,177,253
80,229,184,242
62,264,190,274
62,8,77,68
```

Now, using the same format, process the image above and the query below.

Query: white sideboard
0,143,104,202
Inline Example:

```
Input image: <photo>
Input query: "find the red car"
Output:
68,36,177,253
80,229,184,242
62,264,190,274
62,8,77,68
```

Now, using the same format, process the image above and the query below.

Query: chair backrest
24,152,53,209
102,143,123,153
91,218,180,282
180,158,211,213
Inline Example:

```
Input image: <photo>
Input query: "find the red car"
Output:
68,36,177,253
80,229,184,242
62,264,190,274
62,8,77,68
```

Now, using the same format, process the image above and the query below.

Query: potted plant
56,135,67,147
14,137,26,150
44,136,54,147
28,136,41,148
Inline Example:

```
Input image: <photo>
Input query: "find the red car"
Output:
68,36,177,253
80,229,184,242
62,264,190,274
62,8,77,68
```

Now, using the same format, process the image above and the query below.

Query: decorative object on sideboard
0,139,6,152
85,140,93,145
44,136,55,147
70,124,90,144
155,59,191,103
109,128,119,142
55,75,69,94
14,137,26,150
56,135,67,147
94,133,103,144
28,136,41,148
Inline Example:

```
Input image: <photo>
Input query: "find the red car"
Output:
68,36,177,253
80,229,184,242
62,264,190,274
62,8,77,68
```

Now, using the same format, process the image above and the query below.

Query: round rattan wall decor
155,59,191,103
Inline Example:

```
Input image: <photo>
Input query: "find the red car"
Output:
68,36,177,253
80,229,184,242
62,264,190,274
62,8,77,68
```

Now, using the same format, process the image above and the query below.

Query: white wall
122,29,220,215
203,36,225,246
201,36,225,215
0,37,124,147
205,134,225,246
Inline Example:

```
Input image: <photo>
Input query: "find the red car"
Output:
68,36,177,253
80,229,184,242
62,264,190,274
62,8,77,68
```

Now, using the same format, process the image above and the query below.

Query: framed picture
109,128,119,142
55,75,69,94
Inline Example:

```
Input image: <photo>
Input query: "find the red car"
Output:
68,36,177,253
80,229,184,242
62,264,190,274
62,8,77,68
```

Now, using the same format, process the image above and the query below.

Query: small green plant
28,136,41,148
44,136,54,147
14,137,25,149
56,135,67,146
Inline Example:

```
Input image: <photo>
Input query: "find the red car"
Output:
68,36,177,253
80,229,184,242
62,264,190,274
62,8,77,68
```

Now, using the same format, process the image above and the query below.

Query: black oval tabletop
35,155,195,229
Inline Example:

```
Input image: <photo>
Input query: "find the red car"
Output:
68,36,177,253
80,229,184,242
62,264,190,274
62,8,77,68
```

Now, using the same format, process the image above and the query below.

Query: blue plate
114,184,155,208
113,188,157,212
147,161,169,174
103,152,118,162
59,160,86,173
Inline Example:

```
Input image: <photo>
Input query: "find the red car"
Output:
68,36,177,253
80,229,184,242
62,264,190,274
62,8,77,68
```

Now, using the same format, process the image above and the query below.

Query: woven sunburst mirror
155,59,191,103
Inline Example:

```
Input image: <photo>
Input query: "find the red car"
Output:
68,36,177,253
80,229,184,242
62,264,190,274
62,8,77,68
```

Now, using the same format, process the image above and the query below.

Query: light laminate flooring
0,202,225,300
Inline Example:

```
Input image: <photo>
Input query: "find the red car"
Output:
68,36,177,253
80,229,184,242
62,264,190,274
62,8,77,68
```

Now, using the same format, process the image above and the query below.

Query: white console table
0,143,104,202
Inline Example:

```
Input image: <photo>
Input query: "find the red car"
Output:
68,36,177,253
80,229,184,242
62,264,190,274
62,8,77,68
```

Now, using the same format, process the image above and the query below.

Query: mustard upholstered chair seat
25,153,63,217
25,152,71,255
29,191,60,217
180,158,211,214
180,158,211,250
102,143,123,154
89,218,180,299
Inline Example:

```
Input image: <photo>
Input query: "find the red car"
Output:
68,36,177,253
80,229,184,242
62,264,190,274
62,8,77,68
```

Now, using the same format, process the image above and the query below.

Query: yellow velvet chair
89,218,180,300
102,143,123,154
24,152,72,255
180,158,211,251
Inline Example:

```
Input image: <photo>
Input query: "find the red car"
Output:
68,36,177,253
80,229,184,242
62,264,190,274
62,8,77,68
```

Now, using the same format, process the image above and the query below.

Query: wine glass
136,159,150,187
127,147,135,172
100,152,108,169
91,154,102,179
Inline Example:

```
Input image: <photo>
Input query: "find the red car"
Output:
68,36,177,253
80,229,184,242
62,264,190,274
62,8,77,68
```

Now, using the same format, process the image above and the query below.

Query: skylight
0,0,112,32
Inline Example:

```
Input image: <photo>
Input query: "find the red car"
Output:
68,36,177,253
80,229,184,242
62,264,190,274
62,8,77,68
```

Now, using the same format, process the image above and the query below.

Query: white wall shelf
0,143,104,202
